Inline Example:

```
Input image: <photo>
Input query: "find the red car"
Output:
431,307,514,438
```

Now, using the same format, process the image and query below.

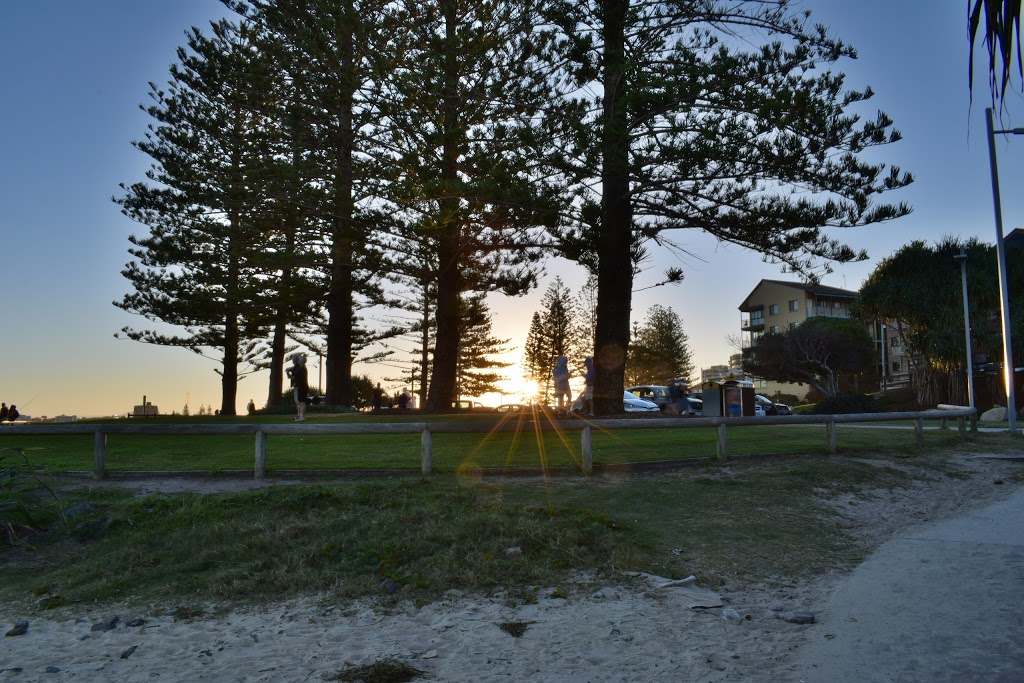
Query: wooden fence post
93,430,107,481
581,425,593,475
716,423,728,461
255,430,267,479
421,428,433,476
914,418,924,444
826,420,837,455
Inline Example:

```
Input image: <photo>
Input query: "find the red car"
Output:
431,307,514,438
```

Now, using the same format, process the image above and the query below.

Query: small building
132,402,159,417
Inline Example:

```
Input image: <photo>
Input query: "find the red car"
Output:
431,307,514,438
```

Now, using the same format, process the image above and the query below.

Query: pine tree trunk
325,5,356,408
593,0,632,415
426,0,462,412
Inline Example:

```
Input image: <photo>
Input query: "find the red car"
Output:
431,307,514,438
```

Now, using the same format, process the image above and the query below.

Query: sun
497,374,540,403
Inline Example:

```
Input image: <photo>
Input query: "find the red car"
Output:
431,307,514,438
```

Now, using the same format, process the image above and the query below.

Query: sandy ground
2,453,1022,682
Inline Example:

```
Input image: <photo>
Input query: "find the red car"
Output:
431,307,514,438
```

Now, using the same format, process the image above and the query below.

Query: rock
379,578,397,595
63,502,94,518
91,616,120,632
120,645,138,659
37,596,66,610
777,611,816,624
126,618,146,627
45,666,61,673
5,620,29,637
981,406,1007,422
504,546,522,558
721,608,743,623
592,587,621,600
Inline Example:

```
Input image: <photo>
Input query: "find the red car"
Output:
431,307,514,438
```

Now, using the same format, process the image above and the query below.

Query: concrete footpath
787,489,1024,682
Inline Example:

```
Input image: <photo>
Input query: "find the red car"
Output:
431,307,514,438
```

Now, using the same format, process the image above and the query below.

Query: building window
892,361,901,373
769,304,779,315
789,322,798,330
770,325,780,334
891,337,899,348
789,299,798,311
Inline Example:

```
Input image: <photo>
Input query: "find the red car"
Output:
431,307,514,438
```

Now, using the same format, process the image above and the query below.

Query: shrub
811,393,879,415
1,449,63,544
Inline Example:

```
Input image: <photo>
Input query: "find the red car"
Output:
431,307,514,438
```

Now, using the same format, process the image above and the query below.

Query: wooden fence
0,407,979,480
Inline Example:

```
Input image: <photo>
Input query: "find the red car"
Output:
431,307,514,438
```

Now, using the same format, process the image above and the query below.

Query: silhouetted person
372,383,384,411
553,356,571,414
0,403,7,421
286,354,309,421
397,389,411,411
7,405,19,422
247,399,256,415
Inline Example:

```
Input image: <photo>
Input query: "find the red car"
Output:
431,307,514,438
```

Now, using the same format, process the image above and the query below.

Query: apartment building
739,279,858,347
738,279,911,396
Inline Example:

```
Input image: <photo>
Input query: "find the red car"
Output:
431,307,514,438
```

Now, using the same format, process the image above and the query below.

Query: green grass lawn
2,425,1020,612
4,443,1018,613
0,414,987,474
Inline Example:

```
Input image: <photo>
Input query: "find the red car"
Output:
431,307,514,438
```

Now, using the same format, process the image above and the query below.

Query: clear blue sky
1,1,1022,418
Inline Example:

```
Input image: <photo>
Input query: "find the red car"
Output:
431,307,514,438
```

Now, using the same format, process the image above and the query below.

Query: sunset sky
1,1,1022,418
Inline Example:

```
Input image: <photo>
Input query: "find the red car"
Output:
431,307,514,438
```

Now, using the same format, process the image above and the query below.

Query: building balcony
806,307,851,319
741,316,765,332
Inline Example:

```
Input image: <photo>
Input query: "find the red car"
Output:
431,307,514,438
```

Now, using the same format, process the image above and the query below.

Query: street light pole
985,107,1023,433
953,249,975,410
880,323,888,392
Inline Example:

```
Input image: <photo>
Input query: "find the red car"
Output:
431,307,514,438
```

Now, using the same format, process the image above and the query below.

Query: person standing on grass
0,403,7,421
286,354,309,422
582,356,595,417
670,378,690,416
372,382,384,411
552,356,571,414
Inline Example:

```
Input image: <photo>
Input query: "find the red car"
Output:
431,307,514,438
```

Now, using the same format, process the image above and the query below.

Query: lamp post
985,108,1023,433
880,323,888,392
953,249,975,410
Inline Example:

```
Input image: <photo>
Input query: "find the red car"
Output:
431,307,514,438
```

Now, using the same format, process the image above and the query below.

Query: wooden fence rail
0,408,978,480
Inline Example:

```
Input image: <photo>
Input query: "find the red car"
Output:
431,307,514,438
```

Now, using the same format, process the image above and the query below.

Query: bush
811,393,879,415
1,449,63,544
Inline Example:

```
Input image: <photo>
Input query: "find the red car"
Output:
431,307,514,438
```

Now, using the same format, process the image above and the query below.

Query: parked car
451,400,496,413
755,394,792,415
495,403,529,414
571,391,660,414
685,397,703,416
626,385,671,411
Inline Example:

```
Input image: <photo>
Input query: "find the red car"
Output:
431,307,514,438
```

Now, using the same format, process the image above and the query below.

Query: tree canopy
118,1,914,413
541,0,912,414
857,237,1024,405
969,0,1024,107
626,305,693,387
742,316,874,399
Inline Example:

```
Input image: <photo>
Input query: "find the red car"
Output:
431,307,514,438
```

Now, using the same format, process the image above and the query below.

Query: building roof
1005,228,1024,252
738,279,860,311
